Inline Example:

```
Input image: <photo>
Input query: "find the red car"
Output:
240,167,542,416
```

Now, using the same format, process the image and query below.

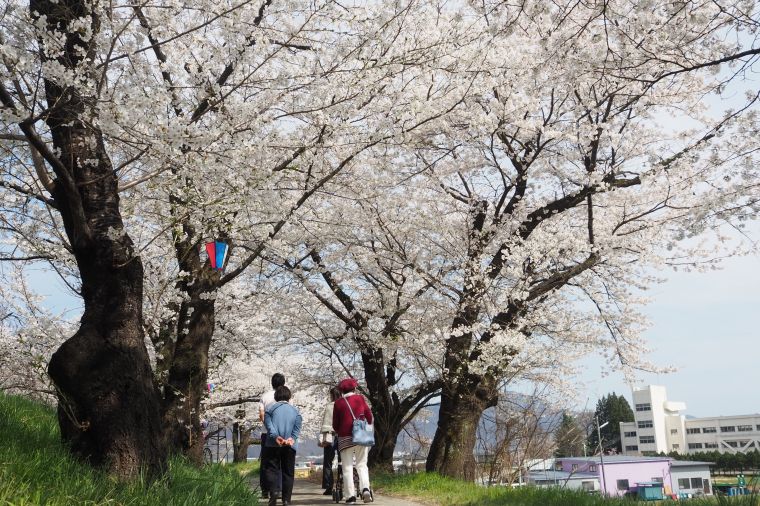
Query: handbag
343,396,375,447
318,432,334,448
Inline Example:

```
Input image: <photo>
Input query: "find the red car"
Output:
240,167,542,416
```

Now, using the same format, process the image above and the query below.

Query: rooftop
559,456,670,464
526,470,598,481
671,460,714,467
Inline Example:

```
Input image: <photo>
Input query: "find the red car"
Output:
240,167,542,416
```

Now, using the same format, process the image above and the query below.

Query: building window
589,464,597,472
640,436,655,444
738,425,752,432
651,477,664,483
757,425,760,431
726,441,739,448
678,478,690,489
625,445,638,451
721,426,736,433
704,480,711,494
672,444,680,449
688,443,703,449
691,478,703,489
704,442,719,449
582,481,595,491
555,461,563,471
617,479,629,491
686,428,701,434
638,420,654,429
624,431,637,438
702,427,716,433
671,429,678,435
636,403,652,412
572,464,578,472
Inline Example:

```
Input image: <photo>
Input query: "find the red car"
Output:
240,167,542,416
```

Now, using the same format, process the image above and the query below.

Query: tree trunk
48,260,166,478
425,201,497,480
360,346,440,471
368,417,402,472
425,382,497,480
162,292,216,464
232,422,252,463
28,0,166,479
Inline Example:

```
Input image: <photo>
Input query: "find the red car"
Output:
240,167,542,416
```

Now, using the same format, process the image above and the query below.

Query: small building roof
671,460,714,467
526,470,598,481
559,455,670,464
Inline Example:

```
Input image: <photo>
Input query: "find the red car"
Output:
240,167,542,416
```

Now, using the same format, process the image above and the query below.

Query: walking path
259,478,425,506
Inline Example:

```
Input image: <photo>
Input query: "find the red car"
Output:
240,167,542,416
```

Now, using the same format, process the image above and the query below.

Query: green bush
0,393,258,505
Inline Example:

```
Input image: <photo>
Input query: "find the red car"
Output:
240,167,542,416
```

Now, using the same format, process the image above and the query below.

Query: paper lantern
204,241,229,271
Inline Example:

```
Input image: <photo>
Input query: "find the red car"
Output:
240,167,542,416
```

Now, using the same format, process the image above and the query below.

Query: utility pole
597,416,609,496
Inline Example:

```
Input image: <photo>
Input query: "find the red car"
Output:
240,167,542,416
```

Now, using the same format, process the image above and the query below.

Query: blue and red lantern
205,241,229,271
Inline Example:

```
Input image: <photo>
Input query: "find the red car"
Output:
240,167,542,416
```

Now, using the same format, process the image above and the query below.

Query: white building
620,385,760,455
670,461,713,497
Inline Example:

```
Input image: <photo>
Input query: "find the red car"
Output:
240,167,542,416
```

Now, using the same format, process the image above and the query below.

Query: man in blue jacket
264,385,302,506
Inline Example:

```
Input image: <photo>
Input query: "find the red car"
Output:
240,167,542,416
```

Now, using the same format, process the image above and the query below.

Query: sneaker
267,493,280,506
362,488,373,503
345,497,357,504
261,491,269,499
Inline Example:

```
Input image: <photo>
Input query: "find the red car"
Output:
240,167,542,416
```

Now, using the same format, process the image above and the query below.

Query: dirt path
258,478,425,506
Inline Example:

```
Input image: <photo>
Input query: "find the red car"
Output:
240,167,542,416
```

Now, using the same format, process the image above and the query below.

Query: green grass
372,472,760,506
692,494,759,506
0,392,258,505
372,471,636,506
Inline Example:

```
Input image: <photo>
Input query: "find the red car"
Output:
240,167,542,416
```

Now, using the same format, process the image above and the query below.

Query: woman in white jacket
320,386,342,494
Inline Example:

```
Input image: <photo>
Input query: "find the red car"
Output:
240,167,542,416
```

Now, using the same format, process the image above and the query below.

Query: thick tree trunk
232,422,252,463
361,347,396,471
162,293,216,464
28,0,166,479
368,417,402,472
425,201,497,481
361,347,438,471
48,261,166,478
425,381,497,480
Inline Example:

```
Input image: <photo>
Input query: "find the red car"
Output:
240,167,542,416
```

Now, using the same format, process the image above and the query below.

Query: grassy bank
372,472,635,506
0,393,258,505
373,472,760,506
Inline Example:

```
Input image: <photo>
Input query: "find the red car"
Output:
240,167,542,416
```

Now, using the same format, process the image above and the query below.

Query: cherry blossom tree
122,0,470,463
2,0,759,482
413,0,760,479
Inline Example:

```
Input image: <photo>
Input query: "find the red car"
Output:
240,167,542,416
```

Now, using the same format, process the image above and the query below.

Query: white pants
340,445,370,498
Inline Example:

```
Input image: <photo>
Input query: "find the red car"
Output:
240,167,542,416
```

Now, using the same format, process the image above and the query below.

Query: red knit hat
338,378,358,393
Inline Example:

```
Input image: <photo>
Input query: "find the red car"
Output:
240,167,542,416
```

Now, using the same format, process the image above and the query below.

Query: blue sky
580,228,760,418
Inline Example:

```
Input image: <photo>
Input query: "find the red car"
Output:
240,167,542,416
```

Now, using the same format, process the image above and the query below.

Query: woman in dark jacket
332,378,373,503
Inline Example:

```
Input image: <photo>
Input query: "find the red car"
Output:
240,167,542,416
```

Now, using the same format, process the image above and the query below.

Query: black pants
259,434,273,494
264,445,296,502
322,443,336,489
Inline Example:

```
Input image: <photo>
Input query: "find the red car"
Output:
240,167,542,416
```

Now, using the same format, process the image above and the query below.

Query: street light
597,417,609,496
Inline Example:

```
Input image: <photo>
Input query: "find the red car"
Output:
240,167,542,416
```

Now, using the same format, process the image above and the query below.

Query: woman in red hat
332,378,374,503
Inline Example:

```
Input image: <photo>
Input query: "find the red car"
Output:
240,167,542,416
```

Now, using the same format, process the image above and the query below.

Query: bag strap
343,396,357,421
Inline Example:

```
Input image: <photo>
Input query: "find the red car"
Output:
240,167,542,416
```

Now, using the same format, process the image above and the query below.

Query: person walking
333,378,374,504
319,386,342,495
259,372,285,499
263,385,302,506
